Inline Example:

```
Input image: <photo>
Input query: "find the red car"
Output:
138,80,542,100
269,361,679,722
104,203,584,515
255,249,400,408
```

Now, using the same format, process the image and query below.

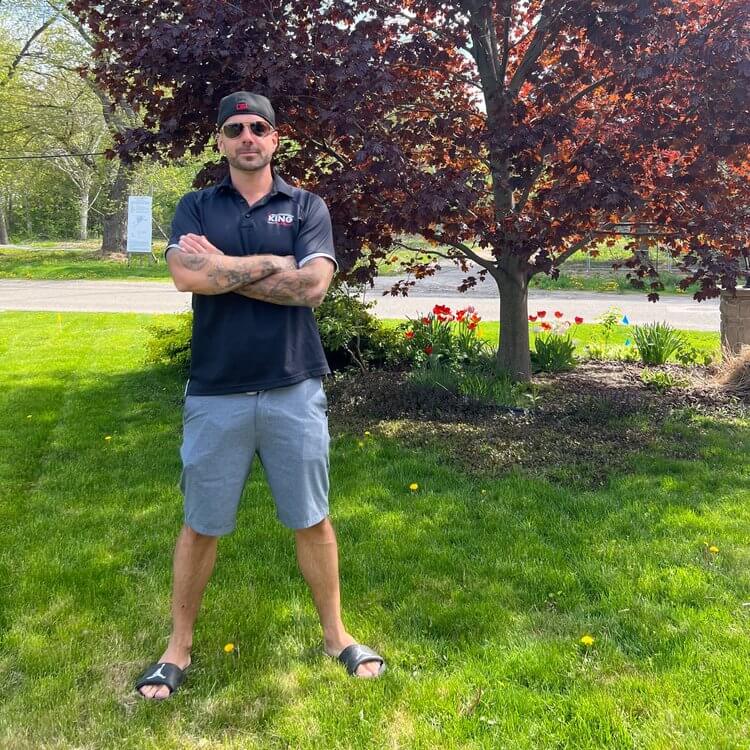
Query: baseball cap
217,92,276,129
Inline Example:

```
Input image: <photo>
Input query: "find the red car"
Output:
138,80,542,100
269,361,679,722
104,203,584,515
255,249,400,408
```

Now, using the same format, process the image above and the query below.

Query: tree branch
3,14,57,86
507,3,556,97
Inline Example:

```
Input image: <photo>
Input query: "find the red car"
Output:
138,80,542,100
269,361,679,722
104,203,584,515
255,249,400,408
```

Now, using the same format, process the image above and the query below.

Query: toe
355,660,382,678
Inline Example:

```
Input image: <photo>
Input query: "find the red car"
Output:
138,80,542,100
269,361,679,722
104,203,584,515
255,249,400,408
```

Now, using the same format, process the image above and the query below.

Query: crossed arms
166,233,335,307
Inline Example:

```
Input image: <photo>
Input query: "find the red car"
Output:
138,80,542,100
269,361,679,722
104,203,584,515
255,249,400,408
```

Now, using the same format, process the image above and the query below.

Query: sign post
126,196,156,262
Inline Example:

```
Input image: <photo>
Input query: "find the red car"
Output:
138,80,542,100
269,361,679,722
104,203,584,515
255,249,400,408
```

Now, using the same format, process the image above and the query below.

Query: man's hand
178,233,224,255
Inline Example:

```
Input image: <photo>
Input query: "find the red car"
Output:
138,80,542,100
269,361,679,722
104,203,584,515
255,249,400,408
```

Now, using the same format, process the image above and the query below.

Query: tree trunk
495,256,531,381
100,160,134,255
79,183,90,241
0,195,9,245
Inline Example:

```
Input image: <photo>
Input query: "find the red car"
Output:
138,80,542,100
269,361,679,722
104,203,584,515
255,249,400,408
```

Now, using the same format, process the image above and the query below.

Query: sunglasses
221,121,275,139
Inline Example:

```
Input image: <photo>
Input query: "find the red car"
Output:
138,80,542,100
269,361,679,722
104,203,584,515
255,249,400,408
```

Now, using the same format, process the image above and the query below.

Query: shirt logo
267,213,294,226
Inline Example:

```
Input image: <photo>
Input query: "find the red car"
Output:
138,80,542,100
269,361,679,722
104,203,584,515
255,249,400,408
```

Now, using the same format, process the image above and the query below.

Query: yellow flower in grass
357,441,364,448
364,431,371,436
224,643,235,653
409,483,419,492
709,546,719,554
579,635,595,647
104,436,112,441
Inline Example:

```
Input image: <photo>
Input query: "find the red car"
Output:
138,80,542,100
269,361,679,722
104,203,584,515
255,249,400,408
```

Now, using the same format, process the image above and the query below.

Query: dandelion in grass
224,643,235,653
26,415,32,419
364,431,371,436
579,634,594,647
481,489,487,495
409,483,419,492
709,545,719,554
357,441,364,448
104,436,112,441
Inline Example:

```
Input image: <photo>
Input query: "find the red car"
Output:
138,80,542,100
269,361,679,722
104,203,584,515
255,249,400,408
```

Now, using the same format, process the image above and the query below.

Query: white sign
126,196,153,253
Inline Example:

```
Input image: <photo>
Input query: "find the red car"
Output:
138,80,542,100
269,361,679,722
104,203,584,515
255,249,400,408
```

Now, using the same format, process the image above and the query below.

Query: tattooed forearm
235,259,334,307
168,251,295,295
235,271,321,307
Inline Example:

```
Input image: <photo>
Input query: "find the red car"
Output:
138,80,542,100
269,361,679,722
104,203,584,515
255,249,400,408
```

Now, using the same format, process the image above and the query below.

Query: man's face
217,114,278,173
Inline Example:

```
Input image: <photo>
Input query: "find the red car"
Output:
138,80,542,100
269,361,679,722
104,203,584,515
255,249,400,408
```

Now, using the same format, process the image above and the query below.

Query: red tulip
528,315,538,322
424,345,433,355
405,330,414,339
541,322,552,331
554,311,563,318
467,322,477,330
537,310,547,318
421,316,430,325
575,316,584,324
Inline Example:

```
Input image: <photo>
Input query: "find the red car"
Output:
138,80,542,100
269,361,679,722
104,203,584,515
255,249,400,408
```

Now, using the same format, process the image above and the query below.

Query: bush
144,285,406,374
531,331,577,372
314,285,406,370
640,368,688,393
631,322,685,365
144,313,192,375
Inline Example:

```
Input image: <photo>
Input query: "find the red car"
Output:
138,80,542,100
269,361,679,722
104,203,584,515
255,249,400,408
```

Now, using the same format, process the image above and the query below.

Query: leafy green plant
144,312,192,374
675,344,714,367
631,322,685,365
531,331,577,372
597,306,623,348
641,367,688,393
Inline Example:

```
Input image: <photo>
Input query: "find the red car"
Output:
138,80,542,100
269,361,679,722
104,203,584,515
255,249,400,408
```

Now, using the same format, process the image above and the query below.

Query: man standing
136,92,386,699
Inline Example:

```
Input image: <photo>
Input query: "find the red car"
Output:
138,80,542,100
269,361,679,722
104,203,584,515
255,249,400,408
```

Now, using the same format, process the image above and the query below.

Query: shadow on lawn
4,363,750,743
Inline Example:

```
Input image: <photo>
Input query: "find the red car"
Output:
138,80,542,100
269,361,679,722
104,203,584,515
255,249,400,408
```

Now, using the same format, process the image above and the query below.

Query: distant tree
72,0,749,378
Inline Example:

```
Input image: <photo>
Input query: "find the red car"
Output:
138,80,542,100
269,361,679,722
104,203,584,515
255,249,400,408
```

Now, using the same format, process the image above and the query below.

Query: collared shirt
168,172,337,395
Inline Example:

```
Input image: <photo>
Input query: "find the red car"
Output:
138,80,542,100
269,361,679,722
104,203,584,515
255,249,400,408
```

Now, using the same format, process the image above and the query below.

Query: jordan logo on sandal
147,664,168,681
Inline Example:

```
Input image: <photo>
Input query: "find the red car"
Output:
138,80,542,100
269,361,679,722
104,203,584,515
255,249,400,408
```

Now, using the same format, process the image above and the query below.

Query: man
135,92,386,700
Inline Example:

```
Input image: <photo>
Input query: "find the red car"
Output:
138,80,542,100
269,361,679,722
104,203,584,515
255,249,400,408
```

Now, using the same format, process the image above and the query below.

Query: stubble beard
227,150,273,173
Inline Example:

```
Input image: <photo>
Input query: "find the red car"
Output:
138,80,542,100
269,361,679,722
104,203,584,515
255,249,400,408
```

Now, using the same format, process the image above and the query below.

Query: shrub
675,344,714,367
314,284,405,370
531,331,577,372
715,346,750,399
144,313,192,375
631,322,685,365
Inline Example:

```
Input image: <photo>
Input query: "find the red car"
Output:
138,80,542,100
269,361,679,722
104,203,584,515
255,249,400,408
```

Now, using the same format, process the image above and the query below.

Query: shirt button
244,212,252,218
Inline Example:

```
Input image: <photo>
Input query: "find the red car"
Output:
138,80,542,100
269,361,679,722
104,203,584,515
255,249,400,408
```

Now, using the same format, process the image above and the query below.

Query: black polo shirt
167,172,337,396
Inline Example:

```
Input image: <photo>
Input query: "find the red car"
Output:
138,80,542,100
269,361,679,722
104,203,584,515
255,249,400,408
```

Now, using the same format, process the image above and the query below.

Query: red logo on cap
236,102,248,111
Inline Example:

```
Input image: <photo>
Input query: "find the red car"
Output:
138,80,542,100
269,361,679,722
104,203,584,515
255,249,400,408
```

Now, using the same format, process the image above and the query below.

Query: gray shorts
180,377,330,535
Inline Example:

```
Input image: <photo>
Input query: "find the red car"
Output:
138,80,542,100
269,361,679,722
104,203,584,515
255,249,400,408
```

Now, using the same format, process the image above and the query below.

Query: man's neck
228,165,274,204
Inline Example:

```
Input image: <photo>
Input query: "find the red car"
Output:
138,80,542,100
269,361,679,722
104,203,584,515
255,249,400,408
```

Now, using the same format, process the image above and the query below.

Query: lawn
1,312,749,749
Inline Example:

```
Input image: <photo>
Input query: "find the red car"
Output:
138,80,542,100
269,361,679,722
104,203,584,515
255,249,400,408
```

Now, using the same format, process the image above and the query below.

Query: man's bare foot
137,643,192,700
324,634,384,678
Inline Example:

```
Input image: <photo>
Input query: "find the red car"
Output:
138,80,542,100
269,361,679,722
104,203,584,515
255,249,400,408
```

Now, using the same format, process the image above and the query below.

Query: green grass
0,244,170,281
1,312,749,748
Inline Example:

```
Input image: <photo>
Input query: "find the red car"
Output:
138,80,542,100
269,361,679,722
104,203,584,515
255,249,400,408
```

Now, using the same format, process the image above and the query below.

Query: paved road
0,276,720,330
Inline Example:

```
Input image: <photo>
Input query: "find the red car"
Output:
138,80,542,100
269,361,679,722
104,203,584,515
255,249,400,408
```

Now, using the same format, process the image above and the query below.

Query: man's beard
227,150,273,172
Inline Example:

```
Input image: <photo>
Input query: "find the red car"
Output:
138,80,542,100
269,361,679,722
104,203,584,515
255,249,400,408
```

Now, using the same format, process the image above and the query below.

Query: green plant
676,344,714,367
531,331,577,372
597,306,623,348
144,312,192,374
641,367,688,393
582,342,609,360
457,371,522,406
631,322,685,365
314,285,405,370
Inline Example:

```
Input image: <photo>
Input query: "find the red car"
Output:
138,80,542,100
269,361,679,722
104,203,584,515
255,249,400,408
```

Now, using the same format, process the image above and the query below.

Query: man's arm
234,257,336,308
166,234,295,294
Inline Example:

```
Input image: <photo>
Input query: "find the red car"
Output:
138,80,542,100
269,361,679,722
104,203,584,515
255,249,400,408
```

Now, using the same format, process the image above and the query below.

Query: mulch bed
326,362,748,488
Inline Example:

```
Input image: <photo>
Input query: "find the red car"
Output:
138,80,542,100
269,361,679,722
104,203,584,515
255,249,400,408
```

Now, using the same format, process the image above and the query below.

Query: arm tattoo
235,270,321,307
175,252,283,294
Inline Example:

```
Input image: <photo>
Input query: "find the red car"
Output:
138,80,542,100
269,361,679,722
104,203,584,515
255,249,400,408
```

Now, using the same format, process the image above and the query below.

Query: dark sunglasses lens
250,122,272,137
222,123,244,138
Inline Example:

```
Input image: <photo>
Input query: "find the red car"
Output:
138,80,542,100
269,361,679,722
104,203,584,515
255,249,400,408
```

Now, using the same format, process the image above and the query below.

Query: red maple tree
72,0,749,379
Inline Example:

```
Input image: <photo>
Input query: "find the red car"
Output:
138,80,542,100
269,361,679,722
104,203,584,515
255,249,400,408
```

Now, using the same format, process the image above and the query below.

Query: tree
72,0,749,379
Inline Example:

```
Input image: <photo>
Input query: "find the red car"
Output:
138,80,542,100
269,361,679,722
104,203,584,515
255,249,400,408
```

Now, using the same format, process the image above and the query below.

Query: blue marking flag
625,339,631,346
622,315,630,325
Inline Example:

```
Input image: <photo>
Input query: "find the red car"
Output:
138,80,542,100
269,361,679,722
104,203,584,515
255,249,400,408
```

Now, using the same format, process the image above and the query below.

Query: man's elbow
172,274,193,293
309,284,330,308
